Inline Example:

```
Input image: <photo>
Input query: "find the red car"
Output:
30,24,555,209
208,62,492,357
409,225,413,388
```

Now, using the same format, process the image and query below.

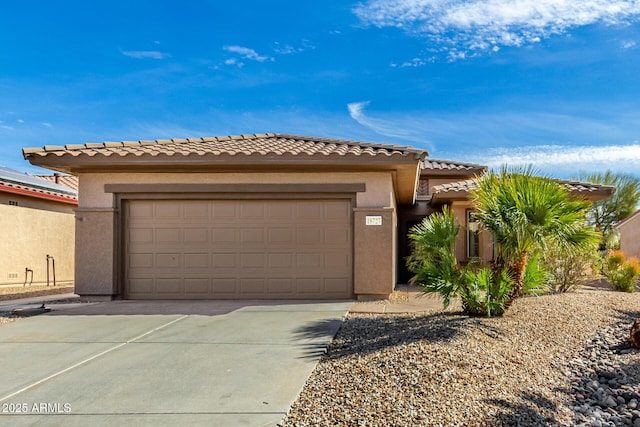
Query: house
616,209,640,259
22,133,614,300
0,165,77,286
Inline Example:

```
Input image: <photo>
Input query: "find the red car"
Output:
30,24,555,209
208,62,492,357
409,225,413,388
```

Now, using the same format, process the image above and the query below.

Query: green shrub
541,243,600,293
407,208,516,317
603,250,640,292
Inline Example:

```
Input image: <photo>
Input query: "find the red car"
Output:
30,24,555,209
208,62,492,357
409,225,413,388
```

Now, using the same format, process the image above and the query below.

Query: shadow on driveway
294,311,470,359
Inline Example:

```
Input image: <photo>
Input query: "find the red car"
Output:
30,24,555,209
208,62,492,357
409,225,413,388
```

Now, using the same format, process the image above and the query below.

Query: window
8,200,18,206
467,209,479,258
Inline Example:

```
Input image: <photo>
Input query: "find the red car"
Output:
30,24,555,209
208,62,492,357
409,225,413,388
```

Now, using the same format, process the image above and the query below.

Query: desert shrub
603,251,640,292
461,266,514,317
541,243,601,293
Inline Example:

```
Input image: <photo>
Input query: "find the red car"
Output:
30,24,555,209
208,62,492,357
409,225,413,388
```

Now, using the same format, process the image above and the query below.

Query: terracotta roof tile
34,174,79,192
421,159,487,172
22,133,427,160
432,177,615,199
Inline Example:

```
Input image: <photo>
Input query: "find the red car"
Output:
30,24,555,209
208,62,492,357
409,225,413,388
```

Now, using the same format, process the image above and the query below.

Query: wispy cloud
622,40,637,49
461,143,640,177
223,45,274,64
353,0,640,59
41,122,53,128
121,50,171,59
347,101,640,176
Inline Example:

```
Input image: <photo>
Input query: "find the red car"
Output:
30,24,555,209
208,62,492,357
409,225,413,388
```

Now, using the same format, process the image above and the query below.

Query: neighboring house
0,165,77,286
22,133,614,300
616,209,640,259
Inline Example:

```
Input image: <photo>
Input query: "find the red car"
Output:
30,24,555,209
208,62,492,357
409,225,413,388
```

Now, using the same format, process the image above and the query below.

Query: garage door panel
268,228,293,245
155,253,181,268
184,228,209,244
296,278,322,294
239,203,264,219
184,278,210,294
297,228,322,245
156,228,181,244
212,253,237,269
125,199,352,299
156,278,183,294
129,253,153,269
240,229,265,245
130,228,154,244
240,278,266,293
212,228,237,244
184,253,209,269
325,278,350,294
325,227,351,246
212,278,238,294
325,201,351,220
241,253,266,269
155,203,181,220
129,278,153,294
270,280,296,295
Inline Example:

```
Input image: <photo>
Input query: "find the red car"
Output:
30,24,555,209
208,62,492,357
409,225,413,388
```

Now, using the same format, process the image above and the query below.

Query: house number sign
365,215,383,226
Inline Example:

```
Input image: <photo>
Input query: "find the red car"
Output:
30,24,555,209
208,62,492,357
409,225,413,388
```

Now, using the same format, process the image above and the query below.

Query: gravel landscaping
282,287,640,426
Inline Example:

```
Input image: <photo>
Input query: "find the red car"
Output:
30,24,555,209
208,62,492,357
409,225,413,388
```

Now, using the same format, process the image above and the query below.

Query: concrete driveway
0,299,352,426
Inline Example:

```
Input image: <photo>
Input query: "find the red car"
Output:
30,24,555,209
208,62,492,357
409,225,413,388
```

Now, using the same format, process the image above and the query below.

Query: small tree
471,167,601,301
578,171,640,249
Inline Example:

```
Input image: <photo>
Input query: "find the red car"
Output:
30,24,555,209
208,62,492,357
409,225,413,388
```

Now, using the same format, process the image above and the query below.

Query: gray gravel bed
282,290,640,427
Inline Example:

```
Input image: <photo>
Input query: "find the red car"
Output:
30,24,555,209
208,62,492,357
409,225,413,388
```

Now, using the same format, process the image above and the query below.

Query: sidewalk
349,285,457,314
0,292,79,311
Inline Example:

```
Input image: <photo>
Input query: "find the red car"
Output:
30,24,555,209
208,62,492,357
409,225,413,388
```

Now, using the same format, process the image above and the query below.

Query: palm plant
471,166,601,301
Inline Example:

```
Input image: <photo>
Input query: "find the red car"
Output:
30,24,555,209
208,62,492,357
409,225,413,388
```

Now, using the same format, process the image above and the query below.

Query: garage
125,198,353,299
24,133,426,300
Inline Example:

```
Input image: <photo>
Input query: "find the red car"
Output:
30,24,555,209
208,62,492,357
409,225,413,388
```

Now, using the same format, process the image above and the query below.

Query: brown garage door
124,199,352,299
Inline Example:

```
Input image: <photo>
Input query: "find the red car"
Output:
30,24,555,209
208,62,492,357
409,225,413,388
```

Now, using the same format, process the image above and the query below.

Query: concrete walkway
0,299,352,426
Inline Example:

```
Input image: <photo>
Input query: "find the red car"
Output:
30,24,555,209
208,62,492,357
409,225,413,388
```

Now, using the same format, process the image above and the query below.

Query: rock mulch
568,321,640,426
281,289,640,427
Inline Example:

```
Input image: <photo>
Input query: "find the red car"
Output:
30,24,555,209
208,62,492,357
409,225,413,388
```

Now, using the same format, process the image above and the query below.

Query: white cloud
346,101,640,176
353,0,640,57
223,45,273,63
41,122,53,128
622,40,637,49
463,143,640,177
17,119,24,123
347,101,436,147
121,50,171,59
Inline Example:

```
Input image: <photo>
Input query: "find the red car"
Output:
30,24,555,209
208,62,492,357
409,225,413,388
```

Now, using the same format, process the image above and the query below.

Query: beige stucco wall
75,171,399,298
0,204,75,286
78,172,395,209
354,208,396,298
0,193,75,214
618,214,640,259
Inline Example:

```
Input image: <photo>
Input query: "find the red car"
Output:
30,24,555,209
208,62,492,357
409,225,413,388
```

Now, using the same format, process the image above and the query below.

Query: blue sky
1,0,640,178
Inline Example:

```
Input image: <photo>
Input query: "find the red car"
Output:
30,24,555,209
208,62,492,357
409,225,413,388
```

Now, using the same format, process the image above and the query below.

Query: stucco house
0,165,77,286
22,133,614,300
616,209,640,259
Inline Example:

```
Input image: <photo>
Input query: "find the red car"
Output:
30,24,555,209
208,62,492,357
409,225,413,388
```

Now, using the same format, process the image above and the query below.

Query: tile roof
421,159,487,172
23,133,426,160
34,174,79,191
432,178,616,199
0,166,77,203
